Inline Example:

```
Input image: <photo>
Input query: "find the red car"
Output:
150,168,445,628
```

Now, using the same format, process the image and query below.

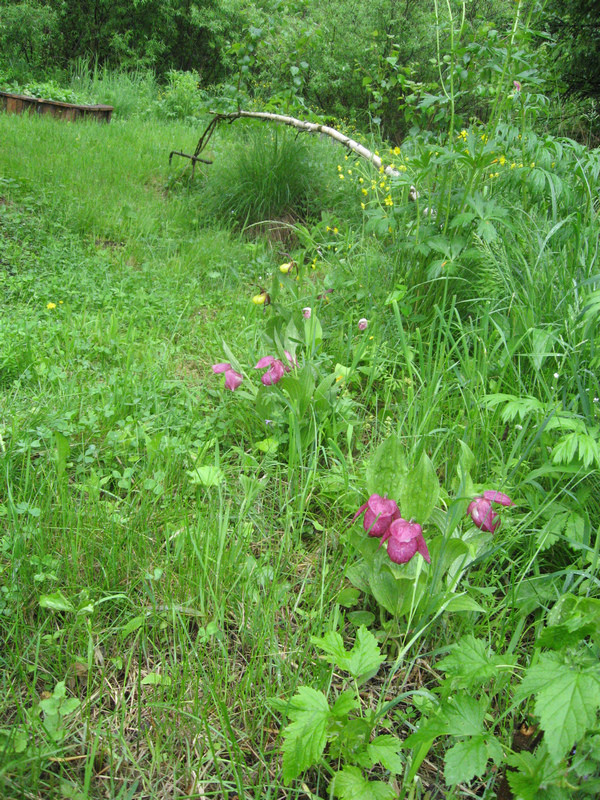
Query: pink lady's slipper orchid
254,351,296,386
385,519,431,565
353,494,400,538
212,362,243,391
302,307,312,319
513,80,521,91
467,490,513,533
358,318,368,331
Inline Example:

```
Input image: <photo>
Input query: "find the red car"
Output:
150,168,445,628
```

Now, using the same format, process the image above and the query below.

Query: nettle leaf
331,690,360,718
516,652,600,763
366,436,407,500
281,687,331,782
367,734,404,774
332,766,396,800
437,635,513,688
399,451,439,523
444,736,488,785
443,694,486,737
506,743,567,799
312,626,385,682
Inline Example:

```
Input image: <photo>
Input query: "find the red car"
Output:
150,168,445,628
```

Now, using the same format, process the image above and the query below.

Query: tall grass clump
199,124,338,230
69,58,158,117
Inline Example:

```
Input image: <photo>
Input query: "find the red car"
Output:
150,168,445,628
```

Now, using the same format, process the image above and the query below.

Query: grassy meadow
0,88,599,800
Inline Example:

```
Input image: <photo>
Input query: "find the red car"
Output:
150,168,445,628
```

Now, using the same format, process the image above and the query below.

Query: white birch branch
211,109,418,199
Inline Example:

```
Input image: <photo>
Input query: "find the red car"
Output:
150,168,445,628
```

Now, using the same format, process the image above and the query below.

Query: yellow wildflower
279,262,293,274
362,188,368,196
384,195,394,206
393,146,401,155
252,293,267,305
46,302,56,310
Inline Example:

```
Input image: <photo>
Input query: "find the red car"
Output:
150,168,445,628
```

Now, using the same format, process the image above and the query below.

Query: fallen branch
179,109,418,198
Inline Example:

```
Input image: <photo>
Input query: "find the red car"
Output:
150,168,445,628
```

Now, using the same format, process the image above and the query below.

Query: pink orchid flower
513,80,521,91
384,518,431,565
358,318,368,331
353,494,401,537
254,351,296,386
467,490,513,533
212,362,243,391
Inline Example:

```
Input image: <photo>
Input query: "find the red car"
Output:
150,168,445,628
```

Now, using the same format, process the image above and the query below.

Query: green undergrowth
1,97,599,800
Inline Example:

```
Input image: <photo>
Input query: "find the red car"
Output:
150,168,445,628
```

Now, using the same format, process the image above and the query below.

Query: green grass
1,100,599,799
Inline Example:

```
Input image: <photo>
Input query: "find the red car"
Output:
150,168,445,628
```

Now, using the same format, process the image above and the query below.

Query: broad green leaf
506,744,567,799
367,734,404,774
121,615,144,638
337,587,360,608
141,673,172,686
443,694,486,737
442,594,486,614
0,727,28,753
366,436,407,500
403,713,447,748
312,626,384,681
456,440,475,497
437,635,513,688
281,687,330,782
331,690,359,718
39,591,74,613
367,566,411,617
517,653,600,763
186,465,224,487
444,736,488,785
60,698,81,716
399,451,439,523
255,437,279,454
332,766,396,800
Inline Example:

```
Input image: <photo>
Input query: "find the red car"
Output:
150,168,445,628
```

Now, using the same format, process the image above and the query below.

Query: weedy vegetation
1,0,599,798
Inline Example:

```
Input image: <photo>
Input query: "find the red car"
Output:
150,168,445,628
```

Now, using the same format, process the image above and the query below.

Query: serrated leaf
506,744,567,799
39,591,75,613
437,635,512,688
443,694,486,737
312,626,384,682
332,766,396,800
516,653,600,763
366,436,407,500
445,736,488,785
399,451,439,523
281,687,330,782
331,690,360,718
60,698,81,715
367,734,404,773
